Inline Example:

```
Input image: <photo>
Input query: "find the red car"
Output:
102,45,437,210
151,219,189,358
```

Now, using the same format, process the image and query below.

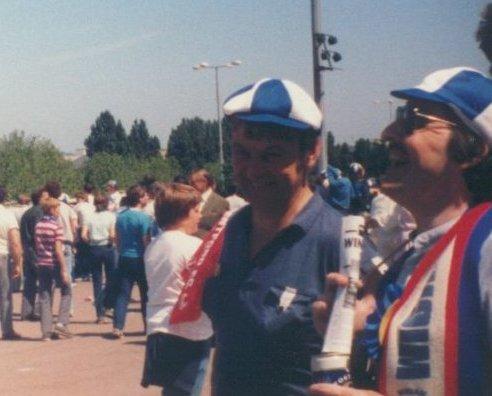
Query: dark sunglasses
396,105,457,135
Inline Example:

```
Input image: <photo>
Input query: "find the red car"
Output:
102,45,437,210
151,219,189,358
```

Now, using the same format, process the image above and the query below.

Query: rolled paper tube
311,215,365,384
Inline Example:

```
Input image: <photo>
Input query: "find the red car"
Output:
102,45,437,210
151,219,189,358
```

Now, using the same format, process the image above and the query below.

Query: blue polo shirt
203,193,341,395
116,208,151,258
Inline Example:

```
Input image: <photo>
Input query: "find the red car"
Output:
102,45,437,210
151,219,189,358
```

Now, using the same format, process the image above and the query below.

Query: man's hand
309,383,383,396
11,264,21,279
312,273,376,337
60,269,70,286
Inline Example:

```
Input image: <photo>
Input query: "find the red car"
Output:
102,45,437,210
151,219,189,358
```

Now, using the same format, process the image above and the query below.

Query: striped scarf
364,203,492,395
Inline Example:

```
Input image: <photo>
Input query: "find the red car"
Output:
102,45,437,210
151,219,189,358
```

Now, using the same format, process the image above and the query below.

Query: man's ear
460,142,490,170
306,138,322,169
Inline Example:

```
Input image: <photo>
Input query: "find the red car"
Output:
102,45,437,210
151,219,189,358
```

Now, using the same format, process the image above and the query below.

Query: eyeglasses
396,105,457,135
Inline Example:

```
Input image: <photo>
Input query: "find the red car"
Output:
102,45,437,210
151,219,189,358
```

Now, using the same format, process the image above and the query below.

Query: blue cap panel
250,79,292,117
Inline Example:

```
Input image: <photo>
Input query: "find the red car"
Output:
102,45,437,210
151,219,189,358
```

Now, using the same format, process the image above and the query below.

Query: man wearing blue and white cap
311,67,492,396
202,78,343,395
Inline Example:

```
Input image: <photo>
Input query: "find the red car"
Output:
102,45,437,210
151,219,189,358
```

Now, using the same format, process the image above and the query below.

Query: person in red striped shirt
34,197,72,341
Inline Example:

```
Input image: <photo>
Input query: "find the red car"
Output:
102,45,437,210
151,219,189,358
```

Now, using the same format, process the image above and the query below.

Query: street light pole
214,66,224,166
193,60,242,173
311,0,342,173
373,99,394,123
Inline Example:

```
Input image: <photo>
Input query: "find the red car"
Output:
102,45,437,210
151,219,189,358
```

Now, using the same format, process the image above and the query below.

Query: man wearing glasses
311,67,492,396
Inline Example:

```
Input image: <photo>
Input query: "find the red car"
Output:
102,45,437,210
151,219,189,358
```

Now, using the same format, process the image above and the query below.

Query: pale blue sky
0,0,488,152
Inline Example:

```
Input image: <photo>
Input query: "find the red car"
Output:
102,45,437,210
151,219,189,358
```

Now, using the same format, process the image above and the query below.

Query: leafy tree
477,3,492,74
0,131,82,197
353,138,372,166
167,117,219,173
128,119,161,158
83,152,180,191
85,111,128,157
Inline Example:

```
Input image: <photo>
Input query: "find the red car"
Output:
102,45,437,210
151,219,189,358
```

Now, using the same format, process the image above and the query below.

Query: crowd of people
1,66,491,395
1,8,491,396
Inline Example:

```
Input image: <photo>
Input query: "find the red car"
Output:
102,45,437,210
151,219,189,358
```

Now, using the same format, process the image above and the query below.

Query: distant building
64,148,87,168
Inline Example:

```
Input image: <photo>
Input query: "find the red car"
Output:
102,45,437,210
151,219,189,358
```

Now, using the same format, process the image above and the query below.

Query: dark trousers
89,245,116,319
113,256,147,330
21,248,39,319
75,237,92,278
142,333,211,395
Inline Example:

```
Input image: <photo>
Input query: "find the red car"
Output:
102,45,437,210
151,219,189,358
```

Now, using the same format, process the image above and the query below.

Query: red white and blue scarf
365,203,492,396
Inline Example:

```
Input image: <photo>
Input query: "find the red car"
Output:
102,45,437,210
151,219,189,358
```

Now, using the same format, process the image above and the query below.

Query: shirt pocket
240,283,317,336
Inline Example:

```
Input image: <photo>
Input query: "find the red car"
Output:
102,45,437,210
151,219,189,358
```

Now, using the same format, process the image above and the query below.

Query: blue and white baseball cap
391,67,492,146
223,78,322,131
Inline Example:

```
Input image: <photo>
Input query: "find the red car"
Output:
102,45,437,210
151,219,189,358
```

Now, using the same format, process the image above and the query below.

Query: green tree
128,119,161,158
167,117,219,173
0,131,82,197
83,152,180,191
353,138,372,168
85,111,128,157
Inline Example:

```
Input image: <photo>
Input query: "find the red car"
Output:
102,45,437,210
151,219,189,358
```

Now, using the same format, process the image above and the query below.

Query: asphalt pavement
0,280,171,396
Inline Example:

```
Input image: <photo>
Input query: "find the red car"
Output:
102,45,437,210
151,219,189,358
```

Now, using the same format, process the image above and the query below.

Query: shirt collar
290,192,327,233
201,188,213,203
412,215,462,252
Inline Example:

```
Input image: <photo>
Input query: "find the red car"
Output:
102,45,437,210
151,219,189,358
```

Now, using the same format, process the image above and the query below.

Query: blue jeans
113,256,147,330
89,245,116,319
63,244,75,280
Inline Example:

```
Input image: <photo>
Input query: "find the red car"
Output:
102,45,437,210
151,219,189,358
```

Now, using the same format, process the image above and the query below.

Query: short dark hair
45,181,62,199
0,186,7,203
31,188,46,206
75,191,87,201
139,175,157,190
83,183,94,194
126,185,146,207
94,194,109,212
189,169,215,188
449,127,492,204
173,175,188,184
155,183,201,228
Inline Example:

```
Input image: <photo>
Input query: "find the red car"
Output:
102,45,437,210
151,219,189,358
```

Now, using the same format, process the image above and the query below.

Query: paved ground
0,281,210,396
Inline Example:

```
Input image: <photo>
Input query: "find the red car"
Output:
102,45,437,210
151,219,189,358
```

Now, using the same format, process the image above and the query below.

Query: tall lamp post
373,99,394,123
193,60,242,175
311,0,342,173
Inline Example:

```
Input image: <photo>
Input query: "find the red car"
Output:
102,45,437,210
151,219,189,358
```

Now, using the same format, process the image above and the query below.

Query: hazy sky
0,0,488,153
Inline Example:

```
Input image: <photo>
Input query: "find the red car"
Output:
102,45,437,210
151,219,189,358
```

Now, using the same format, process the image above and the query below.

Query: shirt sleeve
5,210,19,231
69,206,77,221
55,224,64,242
140,214,151,235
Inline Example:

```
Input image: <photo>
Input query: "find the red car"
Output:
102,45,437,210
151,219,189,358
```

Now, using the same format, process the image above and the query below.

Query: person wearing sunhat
310,67,492,396
202,78,343,395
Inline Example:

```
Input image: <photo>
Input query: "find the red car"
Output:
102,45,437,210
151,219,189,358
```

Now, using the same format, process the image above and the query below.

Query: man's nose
381,121,404,142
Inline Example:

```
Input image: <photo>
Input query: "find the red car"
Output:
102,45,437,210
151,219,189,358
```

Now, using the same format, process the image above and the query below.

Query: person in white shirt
106,180,123,212
142,183,211,396
82,194,116,323
83,183,95,205
367,188,416,259
0,186,23,339
10,194,31,225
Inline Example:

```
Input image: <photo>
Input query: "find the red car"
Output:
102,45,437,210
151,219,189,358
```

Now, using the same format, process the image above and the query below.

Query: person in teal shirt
112,185,151,338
